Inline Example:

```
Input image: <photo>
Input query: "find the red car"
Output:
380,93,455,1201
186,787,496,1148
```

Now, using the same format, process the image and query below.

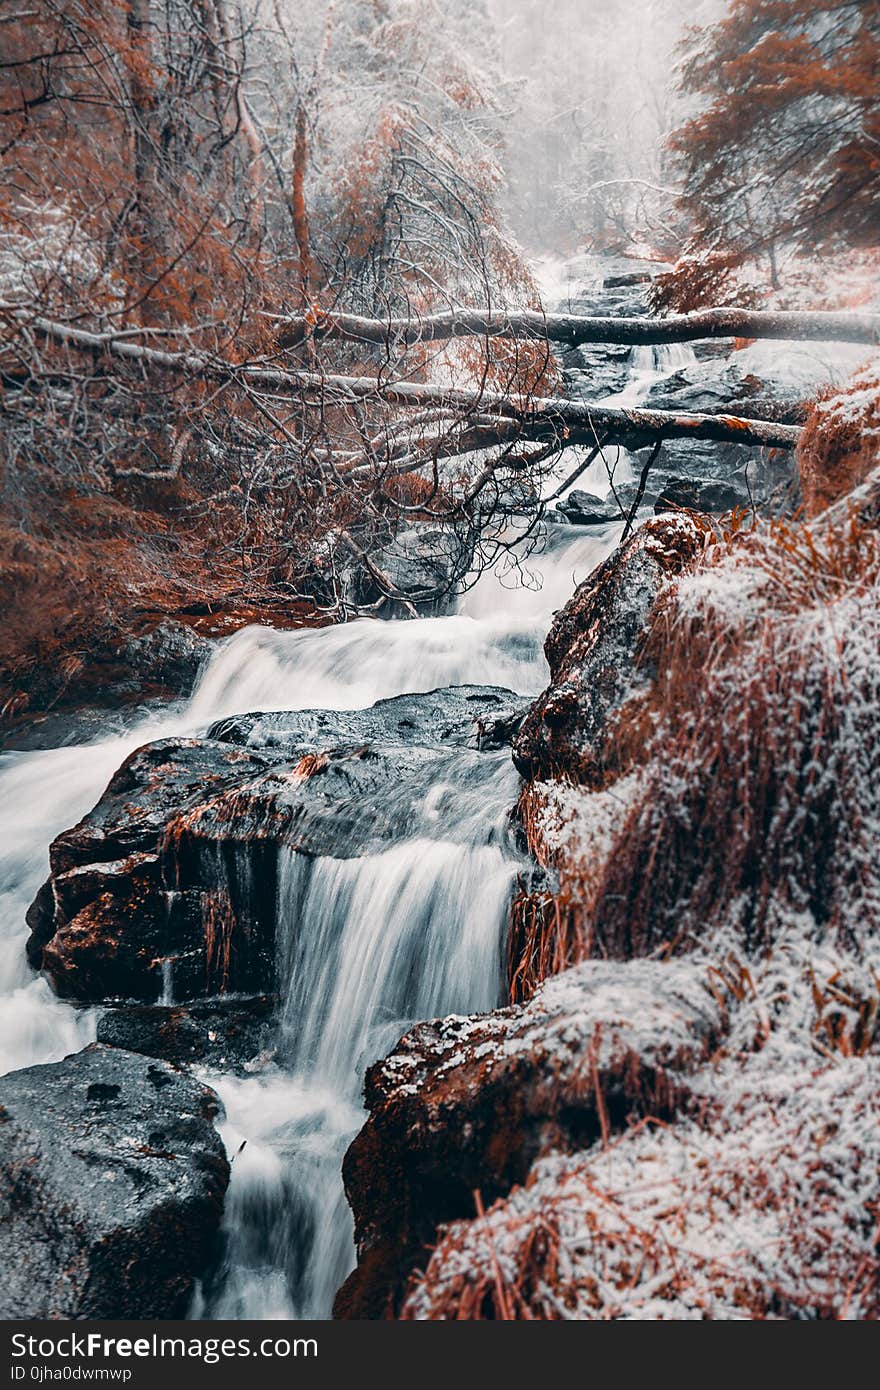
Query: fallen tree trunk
276,305,880,350
11,312,801,451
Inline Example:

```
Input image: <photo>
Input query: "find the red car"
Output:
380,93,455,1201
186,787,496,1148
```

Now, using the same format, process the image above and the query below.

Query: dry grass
798,361,880,516
402,1059,880,1320
508,883,574,1004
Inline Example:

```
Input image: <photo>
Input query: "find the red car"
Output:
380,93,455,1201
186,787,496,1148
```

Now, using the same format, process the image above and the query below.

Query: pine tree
656,0,880,309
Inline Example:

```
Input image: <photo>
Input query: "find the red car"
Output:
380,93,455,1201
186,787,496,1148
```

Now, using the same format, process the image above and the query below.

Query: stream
0,303,695,1318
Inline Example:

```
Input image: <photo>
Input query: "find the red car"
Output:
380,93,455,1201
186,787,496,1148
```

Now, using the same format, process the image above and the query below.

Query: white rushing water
0,520,620,1316
602,342,697,408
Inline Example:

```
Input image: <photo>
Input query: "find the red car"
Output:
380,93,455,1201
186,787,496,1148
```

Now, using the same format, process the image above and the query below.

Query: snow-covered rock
337,957,724,1317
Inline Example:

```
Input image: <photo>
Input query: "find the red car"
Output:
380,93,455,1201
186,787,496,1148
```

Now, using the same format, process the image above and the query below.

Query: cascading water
602,342,698,408
197,743,522,1319
0,516,620,1317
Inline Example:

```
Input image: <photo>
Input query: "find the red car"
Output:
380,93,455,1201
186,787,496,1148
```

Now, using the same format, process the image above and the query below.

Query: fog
489,0,726,254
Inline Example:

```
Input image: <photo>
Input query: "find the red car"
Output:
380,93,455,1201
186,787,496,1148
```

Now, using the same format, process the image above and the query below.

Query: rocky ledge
27,685,528,1004
512,513,702,783
0,1044,228,1319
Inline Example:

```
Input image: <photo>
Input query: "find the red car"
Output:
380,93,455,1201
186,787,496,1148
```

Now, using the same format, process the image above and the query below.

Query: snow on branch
276,306,880,351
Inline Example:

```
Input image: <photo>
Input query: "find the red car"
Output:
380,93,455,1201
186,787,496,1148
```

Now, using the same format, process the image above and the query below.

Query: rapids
0,518,621,1316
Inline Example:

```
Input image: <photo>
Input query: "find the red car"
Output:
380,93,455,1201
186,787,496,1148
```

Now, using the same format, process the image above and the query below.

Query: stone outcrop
0,1044,228,1319
554,490,621,526
639,360,802,497
336,958,725,1318
512,514,702,783
28,686,528,1003
96,995,275,1070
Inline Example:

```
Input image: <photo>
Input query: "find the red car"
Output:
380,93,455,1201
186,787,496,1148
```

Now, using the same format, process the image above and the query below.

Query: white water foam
0,523,618,1313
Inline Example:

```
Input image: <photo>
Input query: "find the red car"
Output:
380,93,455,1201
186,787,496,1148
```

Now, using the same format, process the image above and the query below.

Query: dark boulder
644,359,807,426
207,685,528,754
640,359,803,492
29,687,529,1004
347,524,473,615
654,475,753,515
120,619,212,696
31,738,278,1002
602,270,653,289
512,515,702,783
96,995,275,1070
550,262,659,402
0,1043,228,1319
555,490,621,526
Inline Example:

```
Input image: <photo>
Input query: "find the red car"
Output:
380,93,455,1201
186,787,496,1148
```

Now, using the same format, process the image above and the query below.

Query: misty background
490,0,725,256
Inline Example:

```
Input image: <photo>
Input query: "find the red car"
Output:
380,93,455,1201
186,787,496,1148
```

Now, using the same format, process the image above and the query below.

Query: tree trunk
125,0,160,324
20,313,804,454
291,103,313,308
277,305,880,350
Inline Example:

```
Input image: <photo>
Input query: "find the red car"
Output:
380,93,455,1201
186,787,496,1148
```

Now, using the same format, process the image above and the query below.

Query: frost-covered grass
404,1051,880,1320
408,431,880,1318
532,508,880,961
405,904,880,1318
799,358,880,516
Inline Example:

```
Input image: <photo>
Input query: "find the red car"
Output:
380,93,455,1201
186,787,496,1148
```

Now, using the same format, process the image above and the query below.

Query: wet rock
602,270,653,289
641,359,803,491
120,619,212,695
96,995,275,1070
644,359,807,425
337,958,725,1318
0,1043,228,1319
31,739,277,1002
29,687,529,1003
349,525,472,615
207,685,528,754
551,263,659,401
555,490,621,526
615,458,797,520
558,343,633,398
653,475,753,515
1,702,167,755
512,515,702,783
548,263,799,502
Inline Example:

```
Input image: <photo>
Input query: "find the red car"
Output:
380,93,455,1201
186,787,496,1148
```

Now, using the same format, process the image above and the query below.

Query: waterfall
0,505,620,1318
602,341,698,409
202,793,518,1319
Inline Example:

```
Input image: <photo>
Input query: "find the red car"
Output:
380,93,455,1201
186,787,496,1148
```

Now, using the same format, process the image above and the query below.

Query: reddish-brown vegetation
798,360,880,515
654,0,880,309
0,2,548,722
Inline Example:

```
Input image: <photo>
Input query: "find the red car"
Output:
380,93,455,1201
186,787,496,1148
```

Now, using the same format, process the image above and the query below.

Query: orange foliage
798,362,880,515
656,0,880,309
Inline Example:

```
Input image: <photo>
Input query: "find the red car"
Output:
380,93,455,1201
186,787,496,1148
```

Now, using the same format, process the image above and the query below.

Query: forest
0,0,878,1330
